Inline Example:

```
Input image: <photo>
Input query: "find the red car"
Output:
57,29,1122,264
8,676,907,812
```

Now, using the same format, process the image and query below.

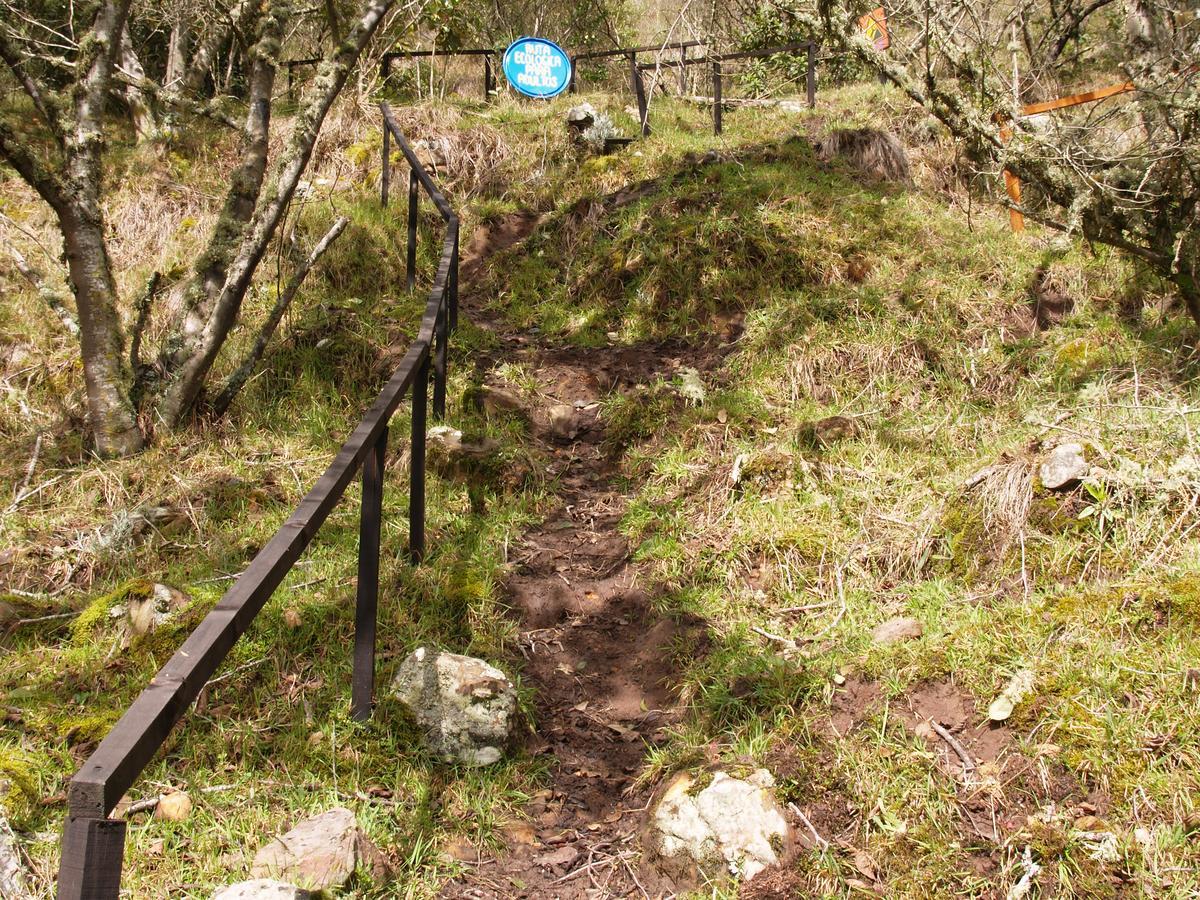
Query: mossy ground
2,80,1199,897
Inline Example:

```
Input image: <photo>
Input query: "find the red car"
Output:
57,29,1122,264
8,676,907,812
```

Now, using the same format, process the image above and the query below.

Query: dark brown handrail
56,101,458,900
567,40,706,97
568,41,818,137
379,48,501,102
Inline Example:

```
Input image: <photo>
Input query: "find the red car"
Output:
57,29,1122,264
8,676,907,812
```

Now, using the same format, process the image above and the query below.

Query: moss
0,746,38,801
1054,335,1112,384
57,712,121,745
70,578,154,645
936,502,990,582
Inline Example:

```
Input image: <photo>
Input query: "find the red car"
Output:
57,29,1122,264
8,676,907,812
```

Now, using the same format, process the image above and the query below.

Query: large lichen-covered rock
391,647,516,766
250,807,388,891
649,769,791,885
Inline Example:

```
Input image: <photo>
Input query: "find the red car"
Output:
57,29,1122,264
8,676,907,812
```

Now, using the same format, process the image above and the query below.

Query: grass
467,87,1200,896
3,78,1200,898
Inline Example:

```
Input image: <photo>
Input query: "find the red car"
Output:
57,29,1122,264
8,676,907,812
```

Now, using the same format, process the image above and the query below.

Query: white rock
872,616,923,644
391,648,516,766
547,404,581,442
650,769,790,884
566,103,597,129
988,669,1036,722
1,811,32,900
211,880,309,900
250,807,388,891
1040,443,1089,489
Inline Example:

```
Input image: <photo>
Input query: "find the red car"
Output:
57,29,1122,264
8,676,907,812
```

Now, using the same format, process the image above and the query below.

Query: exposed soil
441,212,726,898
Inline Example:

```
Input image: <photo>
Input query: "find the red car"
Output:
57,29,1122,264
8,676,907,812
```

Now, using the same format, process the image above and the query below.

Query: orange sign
858,7,890,51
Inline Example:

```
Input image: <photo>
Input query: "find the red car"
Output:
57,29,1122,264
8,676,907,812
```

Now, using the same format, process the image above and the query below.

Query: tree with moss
757,0,1197,324
0,0,406,456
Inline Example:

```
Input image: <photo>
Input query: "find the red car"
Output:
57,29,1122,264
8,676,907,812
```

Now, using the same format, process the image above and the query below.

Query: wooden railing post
409,356,428,564
381,125,390,207
712,59,723,135
351,427,386,721
450,222,460,332
433,305,448,421
806,44,816,108
630,52,650,137
57,817,125,900
406,168,419,292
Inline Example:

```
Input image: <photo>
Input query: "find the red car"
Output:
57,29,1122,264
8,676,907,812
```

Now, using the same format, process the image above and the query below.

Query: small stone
1184,668,1200,692
566,103,597,131
443,836,477,862
988,669,1036,722
831,673,846,685
426,426,500,482
537,844,579,868
391,648,516,766
1040,443,1089,490
871,616,923,644
477,385,528,421
547,405,581,442
155,790,193,822
502,822,539,846
811,415,857,445
211,880,310,900
251,807,388,891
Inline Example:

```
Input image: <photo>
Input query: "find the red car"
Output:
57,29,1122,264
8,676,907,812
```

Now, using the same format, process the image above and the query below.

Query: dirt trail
441,214,724,899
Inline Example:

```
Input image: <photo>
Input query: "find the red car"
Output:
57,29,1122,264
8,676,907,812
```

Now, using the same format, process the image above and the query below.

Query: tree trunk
119,28,158,140
62,0,144,456
165,19,189,88
58,203,143,456
155,0,397,427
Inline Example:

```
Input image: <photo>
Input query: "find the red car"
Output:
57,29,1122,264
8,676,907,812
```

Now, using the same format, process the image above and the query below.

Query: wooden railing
55,101,458,900
380,48,501,102
569,40,819,137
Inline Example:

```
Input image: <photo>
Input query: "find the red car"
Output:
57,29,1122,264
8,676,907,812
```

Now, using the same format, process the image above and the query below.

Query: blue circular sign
502,37,572,98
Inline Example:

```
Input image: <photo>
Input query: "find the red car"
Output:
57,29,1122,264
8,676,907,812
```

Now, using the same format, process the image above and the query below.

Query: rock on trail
250,807,389,891
391,648,517,766
649,769,792,885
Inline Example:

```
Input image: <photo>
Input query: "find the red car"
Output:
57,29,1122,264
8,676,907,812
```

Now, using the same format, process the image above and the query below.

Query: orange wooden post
996,80,1137,234
998,123,1025,233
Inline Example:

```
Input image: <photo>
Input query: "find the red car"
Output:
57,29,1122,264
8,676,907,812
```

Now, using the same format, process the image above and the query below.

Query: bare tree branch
6,242,80,336
211,215,349,416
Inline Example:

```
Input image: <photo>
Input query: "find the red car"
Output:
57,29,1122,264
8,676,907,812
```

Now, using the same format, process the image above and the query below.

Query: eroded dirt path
441,214,725,899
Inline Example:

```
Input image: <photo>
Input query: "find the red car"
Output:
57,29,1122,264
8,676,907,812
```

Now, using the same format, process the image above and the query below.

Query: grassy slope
472,86,1200,896
1,80,1198,898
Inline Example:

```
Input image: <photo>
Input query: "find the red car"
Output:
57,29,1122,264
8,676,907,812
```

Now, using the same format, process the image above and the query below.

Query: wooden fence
55,102,458,900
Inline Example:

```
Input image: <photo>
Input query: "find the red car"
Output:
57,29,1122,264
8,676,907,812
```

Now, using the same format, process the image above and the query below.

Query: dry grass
816,127,913,183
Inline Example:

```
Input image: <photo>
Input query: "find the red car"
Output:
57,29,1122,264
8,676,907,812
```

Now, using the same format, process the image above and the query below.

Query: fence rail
55,101,458,900
380,48,501,101
570,41,818,137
